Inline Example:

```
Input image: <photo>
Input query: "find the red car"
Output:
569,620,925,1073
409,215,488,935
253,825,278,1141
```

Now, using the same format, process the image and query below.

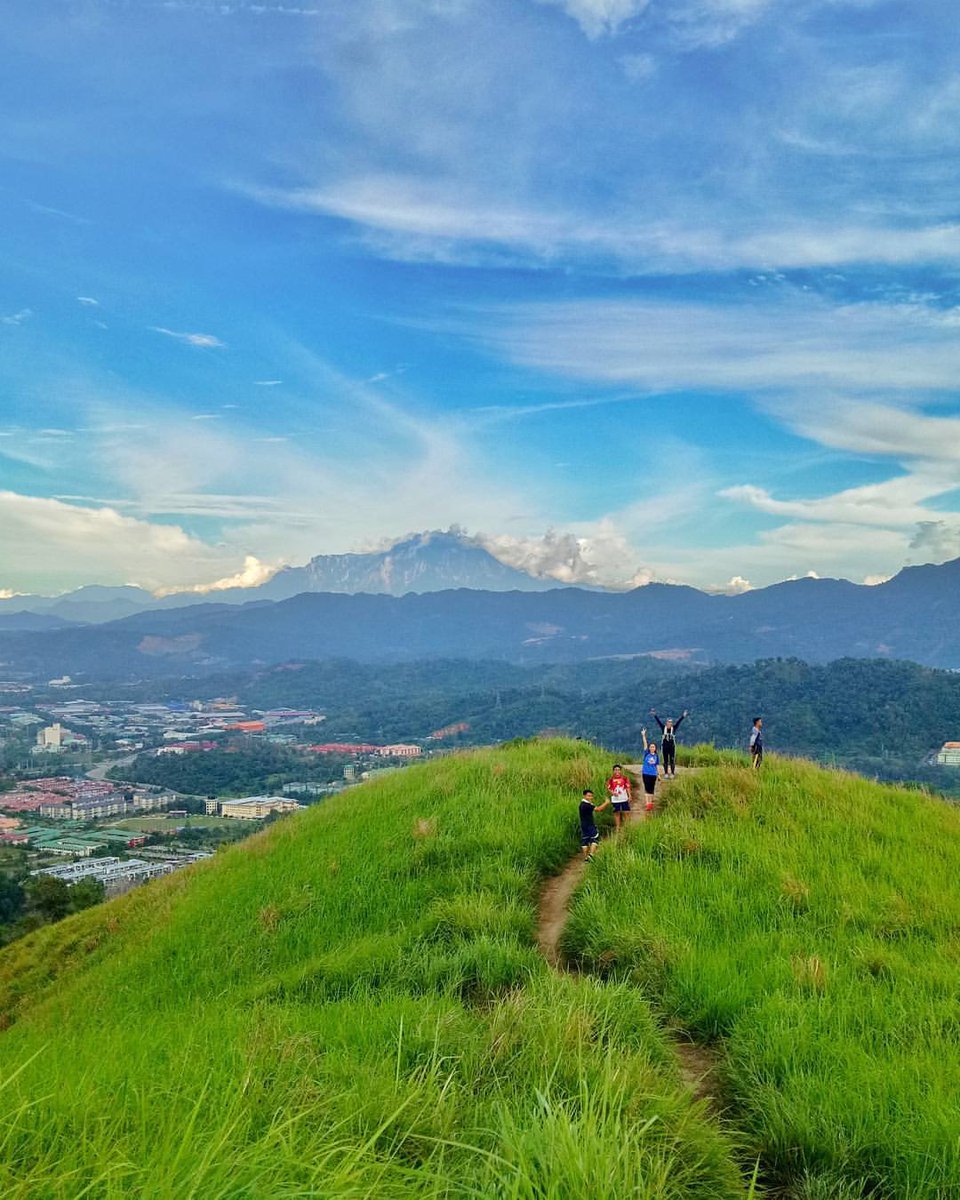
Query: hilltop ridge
2,741,960,1197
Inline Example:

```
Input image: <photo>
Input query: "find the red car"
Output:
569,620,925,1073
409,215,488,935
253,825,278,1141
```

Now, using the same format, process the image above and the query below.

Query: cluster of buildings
0,777,174,821
306,742,423,758
4,825,148,857
0,697,327,756
31,851,212,895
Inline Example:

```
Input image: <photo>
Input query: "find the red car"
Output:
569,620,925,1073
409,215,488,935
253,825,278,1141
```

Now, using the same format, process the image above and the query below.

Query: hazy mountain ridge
0,557,958,680
0,532,560,624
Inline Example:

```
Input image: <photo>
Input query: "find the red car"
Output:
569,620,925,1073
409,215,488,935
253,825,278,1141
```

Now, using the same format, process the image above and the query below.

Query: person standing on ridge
579,788,610,861
606,764,632,830
650,708,688,778
749,717,764,769
640,733,661,813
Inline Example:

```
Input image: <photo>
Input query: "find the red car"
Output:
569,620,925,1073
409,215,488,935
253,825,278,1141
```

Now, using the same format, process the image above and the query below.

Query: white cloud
76,296,99,307
721,471,959,529
150,326,226,349
480,526,655,588
1,308,33,326
254,379,283,386
0,491,249,594
537,0,650,39
488,296,960,393
620,52,656,82
156,554,279,596
247,173,960,272
768,398,960,464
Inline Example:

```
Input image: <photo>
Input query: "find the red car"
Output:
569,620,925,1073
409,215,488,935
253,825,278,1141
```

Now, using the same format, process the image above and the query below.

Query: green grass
111,814,238,831
0,739,749,1198
564,756,960,1198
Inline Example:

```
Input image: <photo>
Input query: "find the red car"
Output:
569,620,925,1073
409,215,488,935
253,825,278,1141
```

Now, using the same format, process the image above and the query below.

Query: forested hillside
109,657,960,799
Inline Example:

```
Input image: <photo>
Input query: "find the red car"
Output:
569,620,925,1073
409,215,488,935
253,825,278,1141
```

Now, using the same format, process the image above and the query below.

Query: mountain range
0,531,558,627
0,555,958,681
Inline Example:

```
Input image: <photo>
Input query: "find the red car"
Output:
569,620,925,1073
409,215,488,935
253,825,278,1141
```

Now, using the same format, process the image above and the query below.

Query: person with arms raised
650,708,688,778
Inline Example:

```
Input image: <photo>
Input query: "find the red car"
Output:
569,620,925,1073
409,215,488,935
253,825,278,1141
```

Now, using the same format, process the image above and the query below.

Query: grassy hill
565,753,960,1198
0,740,745,1199
2,741,960,1197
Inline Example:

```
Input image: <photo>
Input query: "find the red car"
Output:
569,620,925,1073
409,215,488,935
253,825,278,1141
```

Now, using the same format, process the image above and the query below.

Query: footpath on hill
535,765,721,1108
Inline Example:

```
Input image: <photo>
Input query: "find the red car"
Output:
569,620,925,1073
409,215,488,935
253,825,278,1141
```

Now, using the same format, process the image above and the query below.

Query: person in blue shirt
640,736,662,812
579,788,610,861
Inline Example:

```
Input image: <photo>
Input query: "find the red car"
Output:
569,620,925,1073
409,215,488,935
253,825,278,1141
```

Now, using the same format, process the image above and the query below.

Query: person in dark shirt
579,788,610,861
650,709,688,778
749,717,763,768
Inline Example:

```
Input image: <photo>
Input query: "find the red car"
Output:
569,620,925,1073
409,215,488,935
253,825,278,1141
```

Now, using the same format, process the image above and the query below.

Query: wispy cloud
767,398,960,465
485,295,960,392
76,296,99,307
537,0,651,40
150,326,226,349
247,174,960,273
1,308,33,327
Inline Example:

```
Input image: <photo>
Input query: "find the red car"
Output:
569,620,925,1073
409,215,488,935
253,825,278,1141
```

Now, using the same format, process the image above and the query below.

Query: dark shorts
752,746,763,763
642,774,657,794
580,825,599,846
612,799,631,813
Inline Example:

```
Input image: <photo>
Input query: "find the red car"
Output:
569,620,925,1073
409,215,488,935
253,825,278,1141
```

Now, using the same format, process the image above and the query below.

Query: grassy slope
0,740,747,1200
565,750,960,1198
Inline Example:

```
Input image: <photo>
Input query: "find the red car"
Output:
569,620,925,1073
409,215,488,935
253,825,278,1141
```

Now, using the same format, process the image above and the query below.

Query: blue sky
2,0,959,595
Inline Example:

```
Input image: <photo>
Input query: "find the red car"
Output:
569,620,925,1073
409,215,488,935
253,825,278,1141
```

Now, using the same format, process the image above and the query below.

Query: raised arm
673,711,687,732
653,714,666,732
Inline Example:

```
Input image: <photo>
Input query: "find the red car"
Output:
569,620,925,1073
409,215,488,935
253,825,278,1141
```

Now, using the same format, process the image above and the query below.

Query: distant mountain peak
261,527,560,599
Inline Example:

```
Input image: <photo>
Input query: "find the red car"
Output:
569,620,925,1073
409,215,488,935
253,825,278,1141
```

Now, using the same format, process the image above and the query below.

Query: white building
220,796,303,820
36,723,64,751
937,742,960,767
378,744,422,758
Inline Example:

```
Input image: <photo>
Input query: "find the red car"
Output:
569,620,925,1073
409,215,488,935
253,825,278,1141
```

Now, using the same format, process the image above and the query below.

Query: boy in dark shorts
605,764,632,830
579,788,610,861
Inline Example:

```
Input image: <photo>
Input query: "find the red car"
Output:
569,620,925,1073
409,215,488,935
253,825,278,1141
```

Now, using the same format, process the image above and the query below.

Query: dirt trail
535,765,721,1107
536,855,587,969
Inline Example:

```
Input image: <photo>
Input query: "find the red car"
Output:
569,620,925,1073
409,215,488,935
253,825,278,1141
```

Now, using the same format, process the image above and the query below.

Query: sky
2,0,960,596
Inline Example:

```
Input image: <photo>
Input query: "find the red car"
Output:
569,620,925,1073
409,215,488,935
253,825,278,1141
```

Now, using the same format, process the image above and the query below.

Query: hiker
651,708,688,778
749,717,763,768
606,763,632,830
579,788,610,861
640,733,661,812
